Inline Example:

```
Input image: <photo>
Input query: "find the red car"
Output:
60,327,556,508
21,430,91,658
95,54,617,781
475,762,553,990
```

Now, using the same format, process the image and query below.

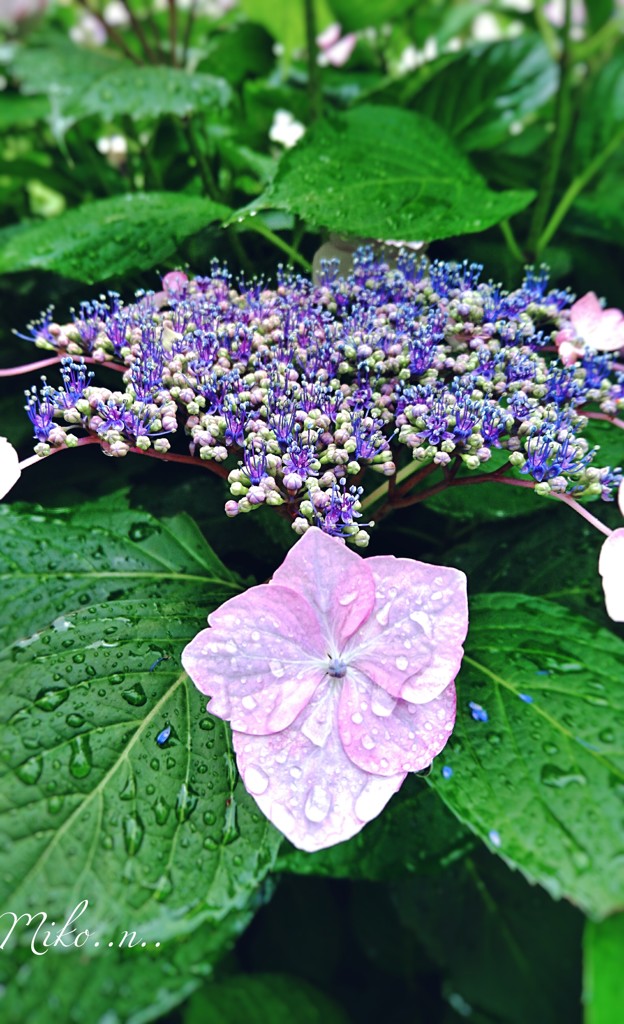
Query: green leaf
184,973,350,1024
584,913,624,1024
0,913,254,1024
573,52,624,170
11,41,231,134
60,66,232,131
392,850,583,1024
428,594,624,920
239,0,334,56
277,776,473,880
0,95,49,131
402,35,557,152
442,505,614,625
570,171,624,247
425,475,544,522
10,34,114,96
328,0,414,31
250,106,535,242
0,192,230,283
0,498,280,941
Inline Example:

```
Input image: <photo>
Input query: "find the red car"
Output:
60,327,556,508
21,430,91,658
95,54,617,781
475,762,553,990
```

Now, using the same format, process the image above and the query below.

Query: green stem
75,0,141,64
575,13,624,62
181,0,198,66
537,128,624,251
527,0,574,258
533,0,560,60
117,0,159,63
167,0,179,65
303,0,322,122
184,120,220,200
499,219,525,264
361,459,437,513
243,219,312,271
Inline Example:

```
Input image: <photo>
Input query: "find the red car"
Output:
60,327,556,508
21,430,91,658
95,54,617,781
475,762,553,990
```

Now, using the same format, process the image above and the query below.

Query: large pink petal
338,670,456,776
345,557,468,704
592,308,624,352
270,527,375,650
182,584,327,734
570,291,604,334
599,528,624,622
233,680,406,852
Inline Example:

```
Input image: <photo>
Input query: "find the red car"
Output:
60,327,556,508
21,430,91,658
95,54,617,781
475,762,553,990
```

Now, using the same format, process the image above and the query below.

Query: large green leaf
277,777,473,880
0,912,255,1024
11,41,231,134
428,594,624,920
0,192,230,282
441,505,614,625
573,52,624,170
184,973,349,1024
404,35,557,152
0,498,281,941
0,95,48,132
328,0,414,31
59,66,231,131
391,850,583,1024
248,106,535,242
584,914,624,1024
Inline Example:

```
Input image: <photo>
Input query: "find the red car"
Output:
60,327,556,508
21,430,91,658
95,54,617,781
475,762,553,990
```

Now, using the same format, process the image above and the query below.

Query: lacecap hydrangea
14,248,623,543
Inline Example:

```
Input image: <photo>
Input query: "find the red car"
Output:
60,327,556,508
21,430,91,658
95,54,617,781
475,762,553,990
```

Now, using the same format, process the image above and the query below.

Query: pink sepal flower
182,528,468,851
0,438,20,500
555,292,624,364
316,22,357,67
599,527,624,623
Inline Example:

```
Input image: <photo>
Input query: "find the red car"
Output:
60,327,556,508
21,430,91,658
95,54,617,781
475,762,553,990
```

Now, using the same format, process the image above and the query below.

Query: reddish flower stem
377,463,613,538
125,446,230,479
585,411,624,430
0,356,125,377
20,434,230,481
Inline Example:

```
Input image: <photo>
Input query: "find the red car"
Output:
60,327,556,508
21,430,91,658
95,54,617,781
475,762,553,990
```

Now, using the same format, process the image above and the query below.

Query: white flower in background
0,438,20,500
269,110,305,149
96,134,129,170
70,12,107,47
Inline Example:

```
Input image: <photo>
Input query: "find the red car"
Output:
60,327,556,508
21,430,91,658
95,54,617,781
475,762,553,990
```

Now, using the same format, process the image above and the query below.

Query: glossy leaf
584,913,624,1024
573,52,624,170
0,498,281,940
11,42,231,133
248,106,535,242
405,35,557,152
0,193,230,282
0,913,254,1024
392,850,583,1024
185,973,350,1024
428,593,624,920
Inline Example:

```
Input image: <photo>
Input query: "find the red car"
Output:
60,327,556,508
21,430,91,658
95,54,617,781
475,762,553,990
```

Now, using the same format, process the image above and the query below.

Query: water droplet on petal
304,785,332,823
245,765,269,795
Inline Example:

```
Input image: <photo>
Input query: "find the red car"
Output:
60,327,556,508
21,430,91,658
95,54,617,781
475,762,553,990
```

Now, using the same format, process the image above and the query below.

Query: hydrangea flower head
599,481,624,622
182,528,468,851
0,437,20,499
